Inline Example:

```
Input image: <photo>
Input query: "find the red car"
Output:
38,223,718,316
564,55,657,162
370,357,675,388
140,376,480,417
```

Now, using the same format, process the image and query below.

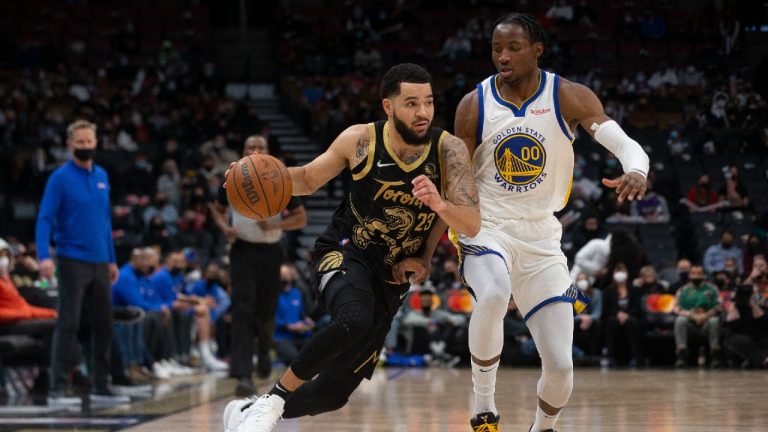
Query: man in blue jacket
150,250,195,365
35,120,125,405
186,262,231,371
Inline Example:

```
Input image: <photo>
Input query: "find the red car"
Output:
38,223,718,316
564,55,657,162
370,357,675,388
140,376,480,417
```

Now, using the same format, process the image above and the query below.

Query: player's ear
533,42,544,59
382,98,393,117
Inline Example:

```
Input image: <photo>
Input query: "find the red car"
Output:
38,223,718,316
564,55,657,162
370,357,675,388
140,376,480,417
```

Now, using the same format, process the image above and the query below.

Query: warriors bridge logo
493,130,547,192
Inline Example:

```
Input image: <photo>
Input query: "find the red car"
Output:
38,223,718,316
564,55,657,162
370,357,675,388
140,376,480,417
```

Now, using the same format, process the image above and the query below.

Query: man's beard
393,111,432,146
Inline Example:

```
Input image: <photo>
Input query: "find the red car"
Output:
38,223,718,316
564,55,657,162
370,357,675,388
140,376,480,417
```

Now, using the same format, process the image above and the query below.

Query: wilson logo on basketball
529,108,551,115
240,163,261,204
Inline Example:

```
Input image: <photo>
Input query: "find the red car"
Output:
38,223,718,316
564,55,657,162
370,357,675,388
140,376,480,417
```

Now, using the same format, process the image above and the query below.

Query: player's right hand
392,257,430,285
39,258,55,279
223,162,237,188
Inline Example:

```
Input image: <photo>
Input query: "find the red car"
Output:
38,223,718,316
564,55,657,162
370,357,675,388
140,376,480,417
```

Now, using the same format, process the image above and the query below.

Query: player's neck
385,122,428,160
498,68,541,105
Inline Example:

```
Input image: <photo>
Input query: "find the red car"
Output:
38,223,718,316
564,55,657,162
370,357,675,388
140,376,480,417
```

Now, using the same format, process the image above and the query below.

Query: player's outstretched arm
412,134,480,237
559,79,649,202
287,124,369,196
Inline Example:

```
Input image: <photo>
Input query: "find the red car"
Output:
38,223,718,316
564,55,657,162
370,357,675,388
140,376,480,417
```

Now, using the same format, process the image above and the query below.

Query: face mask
170,267,182,276
73,148,94,161
690,278,704,286
606,159,618,168
0,256,9,273
576,279,590,291
421,306,432,315
206,278,218,285
678,271,689,282
715,278,727,289
721,241,732,249
146,266,156,275
613,271,628,283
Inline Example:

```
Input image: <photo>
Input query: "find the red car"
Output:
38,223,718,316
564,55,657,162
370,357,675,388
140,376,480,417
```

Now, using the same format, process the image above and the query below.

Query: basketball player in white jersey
454,13,649,432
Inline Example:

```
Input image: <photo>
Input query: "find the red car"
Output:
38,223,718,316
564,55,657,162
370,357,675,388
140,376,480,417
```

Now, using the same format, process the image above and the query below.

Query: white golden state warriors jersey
474,70,574,221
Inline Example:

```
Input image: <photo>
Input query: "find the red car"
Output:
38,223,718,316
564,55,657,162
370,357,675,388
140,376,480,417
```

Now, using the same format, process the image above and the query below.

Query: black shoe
235,378,256,397
675,350,687,368
471,411,500,431
112,374,139,387
256,352,272,379
113,306,145,324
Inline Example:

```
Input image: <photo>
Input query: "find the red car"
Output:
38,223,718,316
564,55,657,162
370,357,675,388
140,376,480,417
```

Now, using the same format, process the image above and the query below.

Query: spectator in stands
704,229,744,275
719,165,750,210
570,215,605,257
573,0,597,28
273,264,314,365
186,262,231,371
440,30,472,60
0,238,57,392
682,174,723,213
345,5,375,42
143,191,179,236
744,255,767,286
719,11,740,55
112,248,176,379
570,232,611,282
401,285,464,366
744,236,766,274
570,162,602,205
200,135,239,175
638,8,667,40
353,40,383,73
673,265,722,368
602,263,644,367
151,250,195,366
724,281,767,368
633,265,670,295
573,272,602,360
666,258,692,292
545,0,574,25
157,159,183,210
502,297,535,366
630,177,670,223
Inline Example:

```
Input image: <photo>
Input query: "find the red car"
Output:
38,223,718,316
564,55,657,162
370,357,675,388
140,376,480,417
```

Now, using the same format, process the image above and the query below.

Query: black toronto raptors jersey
315,120,447,278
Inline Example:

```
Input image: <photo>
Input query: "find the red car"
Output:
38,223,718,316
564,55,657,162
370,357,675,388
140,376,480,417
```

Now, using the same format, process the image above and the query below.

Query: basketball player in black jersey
223,63,481,432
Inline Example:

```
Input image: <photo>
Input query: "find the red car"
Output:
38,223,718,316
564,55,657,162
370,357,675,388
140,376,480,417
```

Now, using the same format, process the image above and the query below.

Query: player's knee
333,301,373,338
544,356,573,387
474,286,511,316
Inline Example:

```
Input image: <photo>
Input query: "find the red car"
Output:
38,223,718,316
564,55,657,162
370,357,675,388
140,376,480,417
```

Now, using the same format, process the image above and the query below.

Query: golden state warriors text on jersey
491,126,548,193
474,70,575,220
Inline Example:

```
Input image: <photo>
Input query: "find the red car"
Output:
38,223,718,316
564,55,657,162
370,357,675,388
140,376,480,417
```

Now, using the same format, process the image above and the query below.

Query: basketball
226,153,292,220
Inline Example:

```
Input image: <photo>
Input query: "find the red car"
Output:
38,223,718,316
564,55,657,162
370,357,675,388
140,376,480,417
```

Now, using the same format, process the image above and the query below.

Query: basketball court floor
1,367,767,431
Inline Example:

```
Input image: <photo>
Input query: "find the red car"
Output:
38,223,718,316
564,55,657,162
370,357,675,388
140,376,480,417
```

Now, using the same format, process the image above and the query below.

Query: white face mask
576,279,590,291
0,256,9,274
613,271,628,283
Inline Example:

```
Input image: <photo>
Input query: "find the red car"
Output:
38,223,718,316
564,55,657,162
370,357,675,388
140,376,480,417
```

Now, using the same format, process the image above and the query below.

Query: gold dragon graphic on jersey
351,205,422,264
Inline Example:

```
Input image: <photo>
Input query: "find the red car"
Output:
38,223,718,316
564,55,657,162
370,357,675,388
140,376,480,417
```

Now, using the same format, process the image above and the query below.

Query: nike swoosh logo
487,113,504,121
399,291,408,300
377,160,396,168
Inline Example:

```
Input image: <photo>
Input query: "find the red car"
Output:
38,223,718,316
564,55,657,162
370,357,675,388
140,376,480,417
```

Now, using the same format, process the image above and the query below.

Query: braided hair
491,13,547,49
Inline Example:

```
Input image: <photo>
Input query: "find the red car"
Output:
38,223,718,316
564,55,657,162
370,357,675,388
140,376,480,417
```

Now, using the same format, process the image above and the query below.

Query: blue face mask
574,169,582,179
606,159,618,168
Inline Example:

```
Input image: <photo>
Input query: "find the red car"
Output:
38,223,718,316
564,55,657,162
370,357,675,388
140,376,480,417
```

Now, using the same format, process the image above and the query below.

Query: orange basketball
226,153,293,220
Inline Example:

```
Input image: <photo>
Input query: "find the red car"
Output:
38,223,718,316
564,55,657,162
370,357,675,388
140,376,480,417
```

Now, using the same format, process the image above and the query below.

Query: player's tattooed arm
353,134,369,166
442,136,480,208
288,124,367,195
412,134,480,237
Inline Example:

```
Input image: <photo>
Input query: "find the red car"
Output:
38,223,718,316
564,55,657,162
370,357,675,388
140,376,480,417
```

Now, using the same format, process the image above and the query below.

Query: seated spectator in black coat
603,263,644,367
724,281,768,368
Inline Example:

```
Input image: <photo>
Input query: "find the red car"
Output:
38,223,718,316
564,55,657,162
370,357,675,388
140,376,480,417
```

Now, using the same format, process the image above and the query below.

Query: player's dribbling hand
223,162,237,188
411,175,445,213
39,258,55,279
601,171,647,203
392,257,430,285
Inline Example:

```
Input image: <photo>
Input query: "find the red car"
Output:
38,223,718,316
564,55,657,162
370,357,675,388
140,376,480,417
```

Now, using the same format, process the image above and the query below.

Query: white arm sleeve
591,120,649,177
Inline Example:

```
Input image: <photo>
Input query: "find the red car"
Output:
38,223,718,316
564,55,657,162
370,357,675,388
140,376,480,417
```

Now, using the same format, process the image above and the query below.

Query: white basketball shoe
224,394,285,432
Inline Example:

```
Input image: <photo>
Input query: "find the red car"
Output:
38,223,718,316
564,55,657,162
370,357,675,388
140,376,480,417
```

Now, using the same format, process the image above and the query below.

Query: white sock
532,404,560,431
471,358,498,415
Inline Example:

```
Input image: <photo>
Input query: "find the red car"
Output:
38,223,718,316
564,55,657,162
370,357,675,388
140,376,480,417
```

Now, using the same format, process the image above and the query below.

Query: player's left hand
411,175,445,213
223,162,237,188
602,171,647,203
392,257,430,285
